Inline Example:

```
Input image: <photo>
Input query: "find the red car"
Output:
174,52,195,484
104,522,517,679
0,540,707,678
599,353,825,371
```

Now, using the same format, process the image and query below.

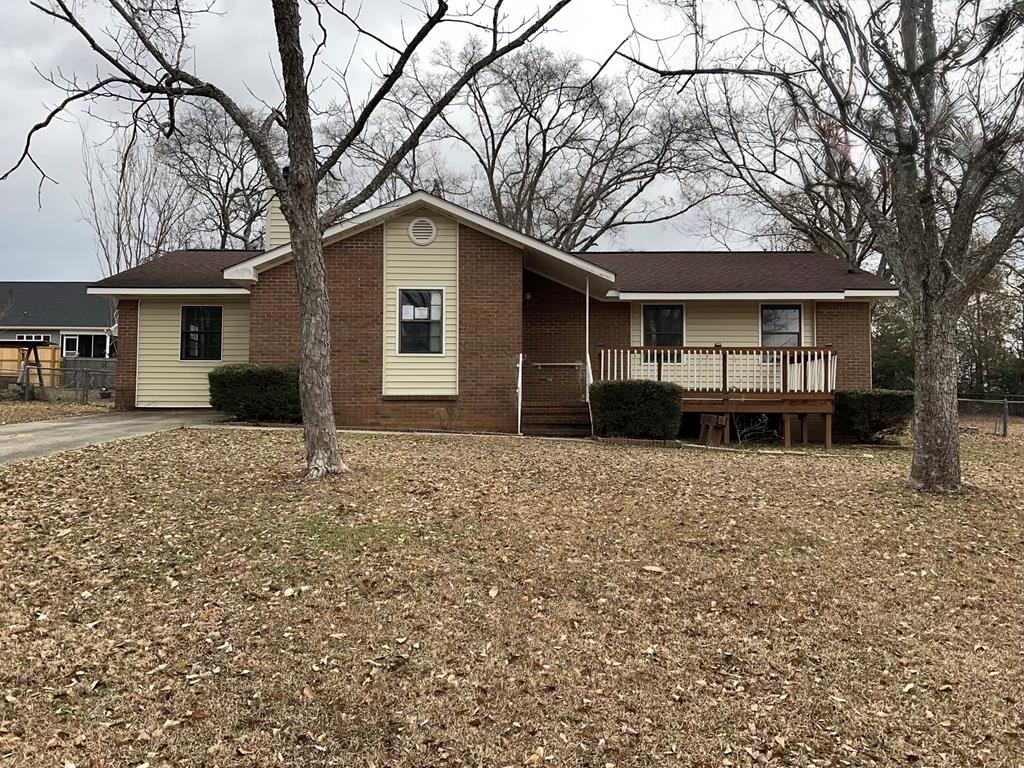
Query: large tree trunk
272,0,345,478
909,308,961,490
288,201,346,477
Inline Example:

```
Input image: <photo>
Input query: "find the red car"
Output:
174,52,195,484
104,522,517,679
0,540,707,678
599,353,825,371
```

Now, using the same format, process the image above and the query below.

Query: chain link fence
2,363,116,403
958,396,1024,438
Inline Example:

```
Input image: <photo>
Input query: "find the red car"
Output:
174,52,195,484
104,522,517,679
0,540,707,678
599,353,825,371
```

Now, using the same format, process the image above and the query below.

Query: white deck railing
598,346,837,393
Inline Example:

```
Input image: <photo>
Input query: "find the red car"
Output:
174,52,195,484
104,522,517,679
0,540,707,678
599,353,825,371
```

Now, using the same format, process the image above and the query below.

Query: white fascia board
2,325,111,332
612,289,899,301
614,291,847,301
222,191,616,283
87,287,251,296
845,289,900,298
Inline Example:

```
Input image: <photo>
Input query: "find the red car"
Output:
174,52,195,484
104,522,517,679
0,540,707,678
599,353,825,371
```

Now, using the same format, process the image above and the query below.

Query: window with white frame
760,305,802,347
15,333,51,343
62,333,112,358
398,289,443,354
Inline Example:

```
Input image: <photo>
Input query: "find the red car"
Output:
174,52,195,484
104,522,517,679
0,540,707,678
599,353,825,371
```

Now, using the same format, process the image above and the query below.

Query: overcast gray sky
0,0,716,281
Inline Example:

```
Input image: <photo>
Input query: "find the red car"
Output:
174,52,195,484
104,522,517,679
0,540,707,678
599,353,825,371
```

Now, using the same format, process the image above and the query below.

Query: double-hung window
399,289,443,354
180,306,223,361
642,305,684,347
760,305,802,347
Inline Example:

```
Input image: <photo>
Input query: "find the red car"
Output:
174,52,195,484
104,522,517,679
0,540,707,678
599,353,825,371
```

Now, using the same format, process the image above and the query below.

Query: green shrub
589,379,682,439
833,389,913,443
208,363,301,422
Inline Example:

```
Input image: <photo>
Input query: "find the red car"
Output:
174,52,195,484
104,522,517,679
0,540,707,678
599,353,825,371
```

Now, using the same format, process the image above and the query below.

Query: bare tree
5,0,575,478
156,102,279,249
692,80,890,272
80,131,196,276
630,0,1024,490
367,45,710,251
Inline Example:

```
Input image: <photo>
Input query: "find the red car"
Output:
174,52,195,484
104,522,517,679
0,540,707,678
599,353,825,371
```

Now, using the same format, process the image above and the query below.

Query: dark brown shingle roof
89,250,256,290
90,246,895,296
577,250,894,294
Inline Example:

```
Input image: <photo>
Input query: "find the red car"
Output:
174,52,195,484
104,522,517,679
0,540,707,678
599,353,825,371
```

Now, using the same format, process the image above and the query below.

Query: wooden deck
597,346,838,447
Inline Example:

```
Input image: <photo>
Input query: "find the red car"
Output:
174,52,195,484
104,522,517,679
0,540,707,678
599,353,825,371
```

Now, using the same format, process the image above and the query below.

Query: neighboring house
88,192,897,439
0,281,117,359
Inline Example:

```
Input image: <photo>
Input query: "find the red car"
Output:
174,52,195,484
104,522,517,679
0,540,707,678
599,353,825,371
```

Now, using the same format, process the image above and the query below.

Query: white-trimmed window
760,305,802,347
642,305,684,347
62,333,111,358
398,289,443,354
16,333,51,343
180,306,223,361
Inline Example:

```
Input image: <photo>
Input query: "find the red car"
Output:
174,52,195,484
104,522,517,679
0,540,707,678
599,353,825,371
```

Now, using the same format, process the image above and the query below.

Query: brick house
88,192,897,441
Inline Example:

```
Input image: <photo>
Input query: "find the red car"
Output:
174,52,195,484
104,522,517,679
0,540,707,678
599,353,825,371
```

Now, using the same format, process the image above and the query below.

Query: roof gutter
87,287,252,296
608,289,899,300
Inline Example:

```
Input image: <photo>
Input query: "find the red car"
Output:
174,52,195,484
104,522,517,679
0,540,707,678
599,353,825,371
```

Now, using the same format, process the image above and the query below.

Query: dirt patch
0,430,1021,766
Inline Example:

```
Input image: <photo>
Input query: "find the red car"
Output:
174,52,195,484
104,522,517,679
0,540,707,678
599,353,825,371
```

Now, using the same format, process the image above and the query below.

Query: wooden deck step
522,400,591,437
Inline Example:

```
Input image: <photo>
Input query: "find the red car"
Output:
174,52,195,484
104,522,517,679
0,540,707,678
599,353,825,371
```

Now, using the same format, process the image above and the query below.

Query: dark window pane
761,306,801,347
180,306,223,360
643,305,683,347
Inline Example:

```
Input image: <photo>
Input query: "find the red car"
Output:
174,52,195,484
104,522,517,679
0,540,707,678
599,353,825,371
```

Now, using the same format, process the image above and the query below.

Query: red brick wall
249,223,523,432
114,299,137,409
815,301,873,389
522,271,631,400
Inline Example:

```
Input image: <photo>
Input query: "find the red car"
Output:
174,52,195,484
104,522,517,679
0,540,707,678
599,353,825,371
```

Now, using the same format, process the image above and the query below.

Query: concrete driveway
0,410,223,465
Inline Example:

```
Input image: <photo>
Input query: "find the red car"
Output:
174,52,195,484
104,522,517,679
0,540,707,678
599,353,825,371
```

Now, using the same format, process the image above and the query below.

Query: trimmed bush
833,388,913,443
589,379,682,439
209,363,301,422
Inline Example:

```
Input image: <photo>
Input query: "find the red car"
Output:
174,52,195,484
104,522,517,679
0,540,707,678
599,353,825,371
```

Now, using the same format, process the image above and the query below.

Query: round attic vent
408,216,437,246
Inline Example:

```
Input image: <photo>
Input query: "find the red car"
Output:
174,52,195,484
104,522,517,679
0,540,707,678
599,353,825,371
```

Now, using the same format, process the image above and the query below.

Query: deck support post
801,414,809,445
824,413,833,449
783,413,792,448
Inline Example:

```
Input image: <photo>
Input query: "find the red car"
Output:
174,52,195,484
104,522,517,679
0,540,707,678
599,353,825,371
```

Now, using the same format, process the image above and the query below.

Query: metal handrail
515,352,524,435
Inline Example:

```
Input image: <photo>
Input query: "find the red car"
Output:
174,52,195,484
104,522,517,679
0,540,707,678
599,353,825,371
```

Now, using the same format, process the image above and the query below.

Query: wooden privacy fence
0,346,62,387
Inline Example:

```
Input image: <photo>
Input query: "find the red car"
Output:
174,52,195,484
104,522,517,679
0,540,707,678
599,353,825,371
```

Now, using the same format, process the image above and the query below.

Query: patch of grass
297,513,411,552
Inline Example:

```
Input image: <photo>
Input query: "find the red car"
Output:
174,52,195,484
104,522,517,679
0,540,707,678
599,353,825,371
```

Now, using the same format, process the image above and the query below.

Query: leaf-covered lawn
0,398,112,425
0,429,1021,766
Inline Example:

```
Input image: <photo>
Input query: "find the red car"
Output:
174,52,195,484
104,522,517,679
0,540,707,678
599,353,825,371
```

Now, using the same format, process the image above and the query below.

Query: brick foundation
114,299,138,409
815,301,873,389
249,224,523,432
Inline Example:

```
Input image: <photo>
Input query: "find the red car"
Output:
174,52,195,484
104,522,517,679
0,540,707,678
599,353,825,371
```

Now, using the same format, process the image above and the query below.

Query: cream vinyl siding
136,298,250,407
630,301,815,346
264,194,290,248
383,210,458,396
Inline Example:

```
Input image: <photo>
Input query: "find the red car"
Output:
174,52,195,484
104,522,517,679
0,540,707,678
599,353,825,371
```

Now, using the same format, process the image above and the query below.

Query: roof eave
609,289,899,300
87,287,251,296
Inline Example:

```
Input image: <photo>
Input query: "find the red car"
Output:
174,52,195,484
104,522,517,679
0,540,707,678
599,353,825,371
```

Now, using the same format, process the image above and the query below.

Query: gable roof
88,250,257,294
84,194,898,300
221,191,616,284
0,282,116,328
580,251,897,298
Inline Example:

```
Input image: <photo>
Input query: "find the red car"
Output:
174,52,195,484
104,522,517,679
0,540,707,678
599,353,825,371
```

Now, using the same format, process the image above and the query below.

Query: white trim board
223,191,616,284
88,287,251,297
610,290,898,301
